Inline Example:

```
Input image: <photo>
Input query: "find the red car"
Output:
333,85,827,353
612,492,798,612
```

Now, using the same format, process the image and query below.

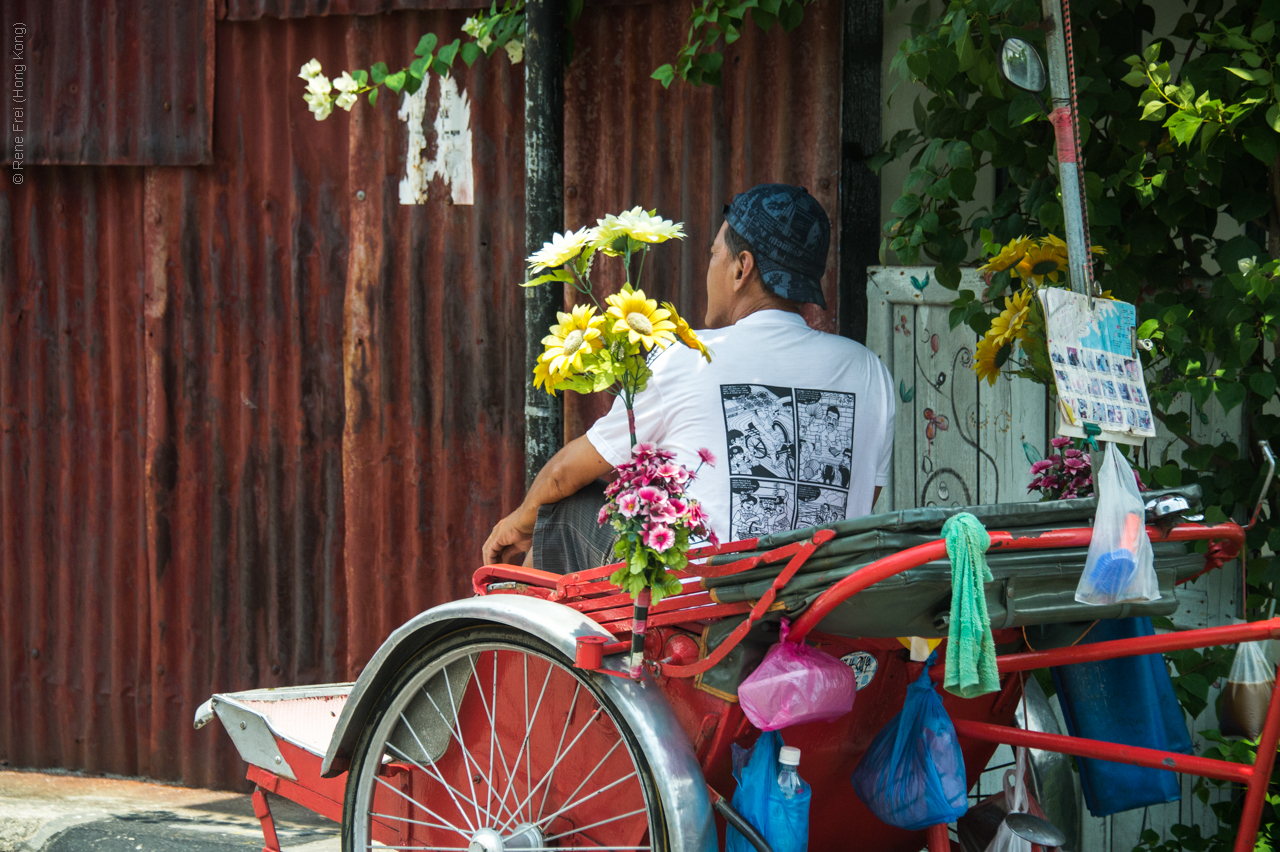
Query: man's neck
727,293,802,326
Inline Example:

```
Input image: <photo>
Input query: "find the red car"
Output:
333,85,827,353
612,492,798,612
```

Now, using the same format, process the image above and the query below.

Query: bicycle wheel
342,626,667,852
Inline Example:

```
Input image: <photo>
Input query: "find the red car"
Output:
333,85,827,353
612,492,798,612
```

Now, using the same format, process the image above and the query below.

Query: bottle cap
778,746,801,766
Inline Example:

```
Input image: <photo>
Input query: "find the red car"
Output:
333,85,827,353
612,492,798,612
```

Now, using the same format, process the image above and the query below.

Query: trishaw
196,475,1280,852
196,0,1278,847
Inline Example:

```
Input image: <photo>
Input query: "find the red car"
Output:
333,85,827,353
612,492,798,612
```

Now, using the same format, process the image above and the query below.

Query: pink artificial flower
649,499,679,524
1050,436,1072,449
636,485,664,504
633,442,657,457
597,504,612,525
1063,456,1087,470
707,530,721,548
644,523,676,552
697,447,716,466
617,492,641,518
1029,459,1054,475
1133,469,1145,491
668,498,689,517
604,479,623,498
654,448,676,462
1064,448,1082,459
656,462,682,479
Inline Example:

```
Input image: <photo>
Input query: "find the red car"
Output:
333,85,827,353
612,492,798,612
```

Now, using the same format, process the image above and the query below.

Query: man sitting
482,184,896,572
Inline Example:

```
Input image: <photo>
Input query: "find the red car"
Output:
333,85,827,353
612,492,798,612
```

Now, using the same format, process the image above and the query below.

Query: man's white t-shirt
586,310,896,544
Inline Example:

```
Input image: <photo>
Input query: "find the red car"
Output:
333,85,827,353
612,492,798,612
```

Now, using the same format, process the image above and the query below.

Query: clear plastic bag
738,618,856,731
983,747,1041,852
851,662,969,830
726,730,810,852
1220,634,1276,740
1075,442,1159,606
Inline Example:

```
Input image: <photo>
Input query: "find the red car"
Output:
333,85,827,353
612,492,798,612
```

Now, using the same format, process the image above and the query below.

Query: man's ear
732,250,756,293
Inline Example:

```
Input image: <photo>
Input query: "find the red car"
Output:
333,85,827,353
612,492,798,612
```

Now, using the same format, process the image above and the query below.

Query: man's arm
482,434,614,565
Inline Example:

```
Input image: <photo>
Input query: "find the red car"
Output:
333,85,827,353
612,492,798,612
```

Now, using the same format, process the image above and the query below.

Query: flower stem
634,248,647,291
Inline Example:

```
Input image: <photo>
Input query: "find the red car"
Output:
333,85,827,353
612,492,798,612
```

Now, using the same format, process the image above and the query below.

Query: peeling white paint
397,76,474,206
397,84,430,205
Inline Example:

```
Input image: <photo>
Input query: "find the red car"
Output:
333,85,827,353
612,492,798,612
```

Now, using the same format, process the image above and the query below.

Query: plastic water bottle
777,746,802,799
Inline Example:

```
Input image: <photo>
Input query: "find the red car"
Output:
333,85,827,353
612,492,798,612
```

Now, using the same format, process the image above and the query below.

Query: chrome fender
321,595,715,852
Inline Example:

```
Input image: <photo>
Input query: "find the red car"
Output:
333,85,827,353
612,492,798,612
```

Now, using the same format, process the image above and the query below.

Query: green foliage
881,0,1280,840
651,0,819,87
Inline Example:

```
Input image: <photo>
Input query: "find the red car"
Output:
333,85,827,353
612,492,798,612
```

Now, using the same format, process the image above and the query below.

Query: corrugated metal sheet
1,0,215,165
222,0,477,20
562,0,842,435
1,0,842,790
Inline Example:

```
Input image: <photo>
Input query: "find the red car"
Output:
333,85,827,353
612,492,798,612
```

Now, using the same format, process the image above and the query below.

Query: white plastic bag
1221,634,1276,740
1075,442,1158,606
983,747,1035,852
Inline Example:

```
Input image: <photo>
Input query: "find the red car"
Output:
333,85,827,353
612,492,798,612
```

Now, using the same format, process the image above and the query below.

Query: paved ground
0,770,338,852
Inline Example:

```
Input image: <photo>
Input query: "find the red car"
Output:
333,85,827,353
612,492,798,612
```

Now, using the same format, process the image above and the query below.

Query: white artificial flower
527,226,595,273
334,71,359,93
298,58,322,80
505,39,524,64
335,91,357,111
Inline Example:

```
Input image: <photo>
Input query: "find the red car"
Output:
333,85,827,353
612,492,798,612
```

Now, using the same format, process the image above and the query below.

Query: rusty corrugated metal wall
1,1,842,789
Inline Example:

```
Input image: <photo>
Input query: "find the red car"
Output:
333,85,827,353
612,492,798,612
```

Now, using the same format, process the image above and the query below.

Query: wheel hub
466,824,546,852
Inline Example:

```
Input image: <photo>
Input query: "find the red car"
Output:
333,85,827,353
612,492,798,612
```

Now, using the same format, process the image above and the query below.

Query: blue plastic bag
1051,617,1191,817
726,730,810,852
851,661,968,830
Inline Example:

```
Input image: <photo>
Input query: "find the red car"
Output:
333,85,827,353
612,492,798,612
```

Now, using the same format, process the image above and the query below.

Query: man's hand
482,503,537,565
481,434,614,567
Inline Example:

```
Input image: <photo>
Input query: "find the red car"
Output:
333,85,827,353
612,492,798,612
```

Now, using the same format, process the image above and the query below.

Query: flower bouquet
1029,436,1094,499
523,208,712,677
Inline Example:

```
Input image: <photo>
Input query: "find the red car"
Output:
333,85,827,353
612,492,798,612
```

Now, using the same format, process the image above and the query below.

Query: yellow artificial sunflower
662,302,711,362
987,288,1034,345
606,288,677,349
973,335,1006,386
532,355,557,394
540,304,604,376
1016,243,1066,287
526,226,595,274
978,236,1031,276
594,208,686,255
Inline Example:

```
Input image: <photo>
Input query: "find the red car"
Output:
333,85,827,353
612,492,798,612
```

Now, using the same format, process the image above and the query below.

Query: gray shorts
531,480,620,575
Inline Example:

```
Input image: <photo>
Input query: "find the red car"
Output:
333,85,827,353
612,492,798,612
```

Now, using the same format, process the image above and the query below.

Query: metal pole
837,0,883,343
1040,0,1091,296
523,0,565,486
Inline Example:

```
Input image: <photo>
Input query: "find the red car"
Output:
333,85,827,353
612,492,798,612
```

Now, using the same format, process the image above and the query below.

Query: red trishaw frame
473,519,1279,851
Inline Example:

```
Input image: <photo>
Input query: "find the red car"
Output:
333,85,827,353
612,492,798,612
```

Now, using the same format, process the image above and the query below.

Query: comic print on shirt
721,385,856,540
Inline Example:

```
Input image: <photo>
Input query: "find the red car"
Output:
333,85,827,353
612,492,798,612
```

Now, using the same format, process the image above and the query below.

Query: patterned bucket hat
723,183,831,309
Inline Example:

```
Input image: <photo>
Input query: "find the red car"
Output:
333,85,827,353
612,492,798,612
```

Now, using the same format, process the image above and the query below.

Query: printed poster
1039,289,1155,445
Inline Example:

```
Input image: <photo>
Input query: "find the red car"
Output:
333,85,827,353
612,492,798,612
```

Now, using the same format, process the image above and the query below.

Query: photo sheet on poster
1039,288,1155,446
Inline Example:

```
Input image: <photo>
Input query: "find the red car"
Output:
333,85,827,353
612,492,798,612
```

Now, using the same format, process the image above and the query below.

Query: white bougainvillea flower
335,91,357,111
298,58,322,80
505,39,524,63
304,90,333,121
334,71,359,93
306,74,333,97
527,226,594,273
461,16,483,37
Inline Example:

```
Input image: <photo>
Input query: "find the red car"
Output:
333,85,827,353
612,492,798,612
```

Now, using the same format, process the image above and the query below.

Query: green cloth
941,512,1000,698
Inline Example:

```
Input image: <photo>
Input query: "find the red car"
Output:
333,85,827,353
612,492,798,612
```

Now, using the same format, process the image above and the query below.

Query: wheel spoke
536,681,581,822
444,658,484,829
392,713,477,831
468,650,520,826
369,811,466,833
500,714,611,834
494,653,554,828
372,774,469,839
543,806,649,843
384,737,484,832
536,769,639,831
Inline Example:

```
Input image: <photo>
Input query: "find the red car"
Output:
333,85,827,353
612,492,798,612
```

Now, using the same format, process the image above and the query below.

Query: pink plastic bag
738,618,856,730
